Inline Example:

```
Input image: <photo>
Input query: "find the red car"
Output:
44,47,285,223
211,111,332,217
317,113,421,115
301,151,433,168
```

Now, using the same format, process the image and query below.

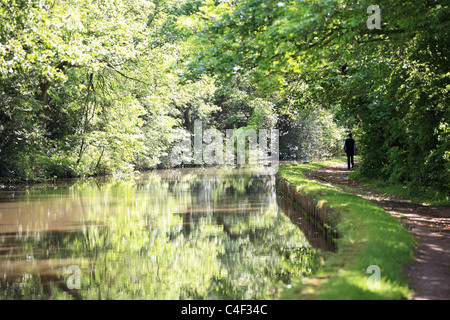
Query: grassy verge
277,158,415,300
348,171,450,206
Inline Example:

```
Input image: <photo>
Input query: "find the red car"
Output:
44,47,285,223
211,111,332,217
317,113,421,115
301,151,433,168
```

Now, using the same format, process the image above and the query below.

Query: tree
182,0,449,192
0,0,212,179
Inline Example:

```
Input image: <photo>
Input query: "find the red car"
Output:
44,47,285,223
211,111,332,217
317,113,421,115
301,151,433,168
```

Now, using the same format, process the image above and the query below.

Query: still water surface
0,167,331,300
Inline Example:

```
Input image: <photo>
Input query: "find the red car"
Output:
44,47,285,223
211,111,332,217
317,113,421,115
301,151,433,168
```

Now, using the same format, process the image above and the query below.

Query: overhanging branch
106,64,150,86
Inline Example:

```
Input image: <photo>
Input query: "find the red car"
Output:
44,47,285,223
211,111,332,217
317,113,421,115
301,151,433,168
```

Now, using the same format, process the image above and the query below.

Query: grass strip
348,172,450,206
276,159,415,300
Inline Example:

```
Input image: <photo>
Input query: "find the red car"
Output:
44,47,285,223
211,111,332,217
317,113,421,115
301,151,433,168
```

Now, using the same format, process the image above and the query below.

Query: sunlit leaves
0,0,217,180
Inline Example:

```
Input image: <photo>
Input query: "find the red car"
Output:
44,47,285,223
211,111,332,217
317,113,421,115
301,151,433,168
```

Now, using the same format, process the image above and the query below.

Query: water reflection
0,167,330,300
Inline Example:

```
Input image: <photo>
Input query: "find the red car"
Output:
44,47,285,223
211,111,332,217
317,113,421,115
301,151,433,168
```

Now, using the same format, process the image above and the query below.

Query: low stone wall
276,175,340,244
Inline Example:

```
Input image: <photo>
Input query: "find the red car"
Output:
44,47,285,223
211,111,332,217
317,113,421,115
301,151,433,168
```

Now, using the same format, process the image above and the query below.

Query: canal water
0,167,332,300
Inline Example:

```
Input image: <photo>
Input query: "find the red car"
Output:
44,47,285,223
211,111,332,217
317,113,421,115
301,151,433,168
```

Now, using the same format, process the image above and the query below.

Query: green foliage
278,107,344,161
278,160,415,299
0,0,216,180
1,0,447,194
185,0,449,192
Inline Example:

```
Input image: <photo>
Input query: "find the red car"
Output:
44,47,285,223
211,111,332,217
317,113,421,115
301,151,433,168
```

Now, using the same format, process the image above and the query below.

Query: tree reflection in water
0,167,329,300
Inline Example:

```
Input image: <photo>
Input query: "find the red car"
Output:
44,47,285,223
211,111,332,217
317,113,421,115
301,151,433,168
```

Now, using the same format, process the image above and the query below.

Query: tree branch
106,64,150,85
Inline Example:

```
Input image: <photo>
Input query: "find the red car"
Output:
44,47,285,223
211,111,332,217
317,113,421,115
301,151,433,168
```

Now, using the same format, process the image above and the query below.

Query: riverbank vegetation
277,159,416,299
1,0,448,198
349,171,450,206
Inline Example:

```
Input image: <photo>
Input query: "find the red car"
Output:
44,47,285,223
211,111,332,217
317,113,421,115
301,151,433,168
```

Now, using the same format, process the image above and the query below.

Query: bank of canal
276,160,415,300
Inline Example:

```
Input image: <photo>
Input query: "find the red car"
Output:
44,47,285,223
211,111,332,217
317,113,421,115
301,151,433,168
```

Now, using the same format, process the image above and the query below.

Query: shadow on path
304,162,450,300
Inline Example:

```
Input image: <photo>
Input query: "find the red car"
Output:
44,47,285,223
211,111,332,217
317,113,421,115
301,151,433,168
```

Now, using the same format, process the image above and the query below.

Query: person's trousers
346,153,354,169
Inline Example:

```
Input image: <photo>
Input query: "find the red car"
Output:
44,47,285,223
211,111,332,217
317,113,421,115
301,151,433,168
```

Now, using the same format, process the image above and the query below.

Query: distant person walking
343,133,356,169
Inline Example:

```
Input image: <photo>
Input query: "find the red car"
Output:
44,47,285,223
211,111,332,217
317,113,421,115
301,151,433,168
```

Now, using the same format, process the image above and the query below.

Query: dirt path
304,162,450,300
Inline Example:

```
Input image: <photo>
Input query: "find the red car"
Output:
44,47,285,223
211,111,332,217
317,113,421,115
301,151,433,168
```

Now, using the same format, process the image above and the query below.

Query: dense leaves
1,0,447,193
185,0,449,192
0,0,215,180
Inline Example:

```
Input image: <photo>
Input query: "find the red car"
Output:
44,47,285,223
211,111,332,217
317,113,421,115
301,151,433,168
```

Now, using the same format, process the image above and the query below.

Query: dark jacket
344,138,356,155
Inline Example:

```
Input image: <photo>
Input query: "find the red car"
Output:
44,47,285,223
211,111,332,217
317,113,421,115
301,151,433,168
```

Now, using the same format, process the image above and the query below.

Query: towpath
304,162,450,300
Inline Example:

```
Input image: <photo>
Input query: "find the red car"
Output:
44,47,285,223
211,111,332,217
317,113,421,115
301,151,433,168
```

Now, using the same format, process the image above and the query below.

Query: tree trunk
36,81,50,105
183,106,191,131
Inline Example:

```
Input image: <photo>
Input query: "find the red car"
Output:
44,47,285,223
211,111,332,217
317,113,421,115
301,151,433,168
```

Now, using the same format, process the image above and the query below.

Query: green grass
348,172,450,206
276,158,416,300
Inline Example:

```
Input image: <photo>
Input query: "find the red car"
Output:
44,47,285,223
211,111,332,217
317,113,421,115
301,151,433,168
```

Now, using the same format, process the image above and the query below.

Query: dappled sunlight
278,160,417,299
